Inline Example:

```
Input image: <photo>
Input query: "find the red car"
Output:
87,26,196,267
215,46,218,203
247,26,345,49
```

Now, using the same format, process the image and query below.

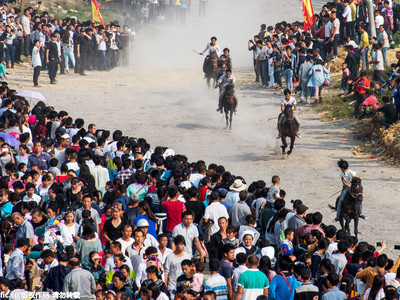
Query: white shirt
342,5,352,23
116,237,134,254
340,169,356,186
22,194,41,205
104,254,133,272
21,15,31,34
232,265,248,296
373,50,384,71
281,96,297,106
324,21,333,38
157,247,173,265
201,43,221,56
375,15,384,28
256,46,268,60
32,46,42,67
332,18,340,35
96,34,106,51
204,202,229,235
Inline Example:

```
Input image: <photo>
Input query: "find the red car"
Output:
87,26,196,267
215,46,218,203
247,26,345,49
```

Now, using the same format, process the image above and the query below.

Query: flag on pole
300,0,315,32
91,0,105,26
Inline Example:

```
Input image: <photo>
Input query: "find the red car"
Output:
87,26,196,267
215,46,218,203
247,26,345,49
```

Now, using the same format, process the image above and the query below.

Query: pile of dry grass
353,114,400,164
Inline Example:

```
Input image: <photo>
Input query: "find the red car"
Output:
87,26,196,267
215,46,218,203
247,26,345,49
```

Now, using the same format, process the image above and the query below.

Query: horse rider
200,36,222,56
216,48,232,80
216,68,236,113
335,159,366,222
277,89,301,138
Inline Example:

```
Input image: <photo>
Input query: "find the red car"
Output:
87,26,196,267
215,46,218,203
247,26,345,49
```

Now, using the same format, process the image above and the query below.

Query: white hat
179,181,191,190
230,179,247,192
137,219,149,227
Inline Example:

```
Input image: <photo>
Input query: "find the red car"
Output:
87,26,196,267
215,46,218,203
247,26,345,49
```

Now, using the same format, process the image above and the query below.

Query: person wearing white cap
226,179,247,206
137,218,159,248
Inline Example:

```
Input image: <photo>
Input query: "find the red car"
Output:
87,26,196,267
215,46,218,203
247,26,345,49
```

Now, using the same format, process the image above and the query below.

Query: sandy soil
6,0,400,256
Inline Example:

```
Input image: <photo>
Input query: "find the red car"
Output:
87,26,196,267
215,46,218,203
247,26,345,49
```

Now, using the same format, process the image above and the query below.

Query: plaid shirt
116,169,133,184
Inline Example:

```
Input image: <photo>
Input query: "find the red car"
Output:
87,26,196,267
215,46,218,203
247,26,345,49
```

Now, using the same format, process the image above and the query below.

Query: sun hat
230,179,247,192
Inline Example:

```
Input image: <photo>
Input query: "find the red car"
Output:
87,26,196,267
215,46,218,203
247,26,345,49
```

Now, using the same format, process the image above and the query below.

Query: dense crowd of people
247,0,400,130
0,1,397,300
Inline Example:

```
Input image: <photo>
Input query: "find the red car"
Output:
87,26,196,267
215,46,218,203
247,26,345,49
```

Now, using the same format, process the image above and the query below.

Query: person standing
5,238,29,281
235,255,269,300
21,8,31,57
62,257,96,300
31,40,41,87
255,40,268,88
359,25,369,71
46,34,59,84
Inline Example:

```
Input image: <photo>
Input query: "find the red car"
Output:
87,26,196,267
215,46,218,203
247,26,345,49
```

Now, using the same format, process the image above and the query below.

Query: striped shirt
205,273,229,300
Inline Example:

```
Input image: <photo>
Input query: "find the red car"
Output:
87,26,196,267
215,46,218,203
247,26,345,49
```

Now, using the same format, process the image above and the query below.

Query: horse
278,105,299,155
203,51,218,88
221,85,236,129
339,177,363,237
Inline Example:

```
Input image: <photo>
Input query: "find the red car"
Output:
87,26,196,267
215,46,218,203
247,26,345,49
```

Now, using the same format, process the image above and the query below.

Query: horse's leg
206,77,210,88
229,110,233,130
339,216,345,230
225,110,228,128
287,136,296,155
354,215,359,237
281,136,287,155
345,216,350,234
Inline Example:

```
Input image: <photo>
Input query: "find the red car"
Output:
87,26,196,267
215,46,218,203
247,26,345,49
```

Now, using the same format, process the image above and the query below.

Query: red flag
300,0,316,32
91,0,105,26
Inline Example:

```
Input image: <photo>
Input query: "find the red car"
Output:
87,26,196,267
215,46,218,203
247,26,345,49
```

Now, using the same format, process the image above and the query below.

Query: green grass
315,94,354,121
30,0,122,24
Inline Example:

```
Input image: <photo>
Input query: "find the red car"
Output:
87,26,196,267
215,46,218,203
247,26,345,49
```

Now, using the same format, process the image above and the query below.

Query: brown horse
278,105,299,155
339,177,363,237
203,51,218,88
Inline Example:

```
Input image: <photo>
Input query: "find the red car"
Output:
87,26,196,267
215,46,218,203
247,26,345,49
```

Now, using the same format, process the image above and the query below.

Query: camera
394,245,400,250
376,242,382,247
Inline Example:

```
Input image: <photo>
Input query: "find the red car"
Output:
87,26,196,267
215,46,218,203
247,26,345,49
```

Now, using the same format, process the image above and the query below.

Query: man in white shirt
203,191,229,236
116,225,134,254
96,29,107,70
104,241,133,272
32,40,41,87
342,0,353,40
21,8,31,57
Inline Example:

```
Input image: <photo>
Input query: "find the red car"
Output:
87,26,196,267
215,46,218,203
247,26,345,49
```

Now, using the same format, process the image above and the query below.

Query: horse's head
350,176,363,202
284,105,294,122
210,51,218,69
225,85,234,98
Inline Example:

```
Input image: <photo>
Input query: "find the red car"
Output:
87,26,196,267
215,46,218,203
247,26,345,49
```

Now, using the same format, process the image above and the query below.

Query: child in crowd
341,63,350,92
281,228,294,255
223,225,240,248
189,259,205,296
266,175,280,202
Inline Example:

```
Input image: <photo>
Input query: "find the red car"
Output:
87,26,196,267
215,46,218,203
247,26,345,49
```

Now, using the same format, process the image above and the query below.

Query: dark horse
278,105,299,155
203,51,218,88
339,177,363,237
221,85,236,129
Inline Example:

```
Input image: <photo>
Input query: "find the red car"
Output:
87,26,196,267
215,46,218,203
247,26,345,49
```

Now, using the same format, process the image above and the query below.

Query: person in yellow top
349,0,357,22
359,25,369,70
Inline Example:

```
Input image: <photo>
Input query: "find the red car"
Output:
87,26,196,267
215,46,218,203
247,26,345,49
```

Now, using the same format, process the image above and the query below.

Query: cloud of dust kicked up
125,0,301,157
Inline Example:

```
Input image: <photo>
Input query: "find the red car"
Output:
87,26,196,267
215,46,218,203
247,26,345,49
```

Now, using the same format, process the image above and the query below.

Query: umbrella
16,90,47,102
0,132,20,147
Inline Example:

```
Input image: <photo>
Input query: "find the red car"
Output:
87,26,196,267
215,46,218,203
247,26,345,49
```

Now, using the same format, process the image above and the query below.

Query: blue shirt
219,200,231,212
321,287,347,300
15,220,34,244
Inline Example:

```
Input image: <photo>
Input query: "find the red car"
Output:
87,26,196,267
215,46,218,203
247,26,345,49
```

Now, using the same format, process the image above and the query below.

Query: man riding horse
216,48,232,81
216,69,237,113
277,89,301,139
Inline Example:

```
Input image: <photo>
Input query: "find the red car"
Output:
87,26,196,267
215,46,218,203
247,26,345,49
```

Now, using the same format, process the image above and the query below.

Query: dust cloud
124,0,304,156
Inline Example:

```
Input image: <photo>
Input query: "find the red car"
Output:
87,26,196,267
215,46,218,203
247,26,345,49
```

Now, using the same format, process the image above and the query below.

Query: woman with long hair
75,223,102,262
364,273,385,300
258,255,276,283
265,209,289,256
61,31,75,72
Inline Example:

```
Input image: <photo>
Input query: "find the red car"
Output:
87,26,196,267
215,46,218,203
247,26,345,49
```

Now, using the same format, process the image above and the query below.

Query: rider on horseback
216,69,237,113
200,36,222,56
216,48,232,80
335,159,366,222
277,89,301,138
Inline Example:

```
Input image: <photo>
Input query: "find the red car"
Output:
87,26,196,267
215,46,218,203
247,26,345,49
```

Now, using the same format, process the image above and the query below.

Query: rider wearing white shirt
277,89,300,138
216,69,236,112
201,36,222,56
